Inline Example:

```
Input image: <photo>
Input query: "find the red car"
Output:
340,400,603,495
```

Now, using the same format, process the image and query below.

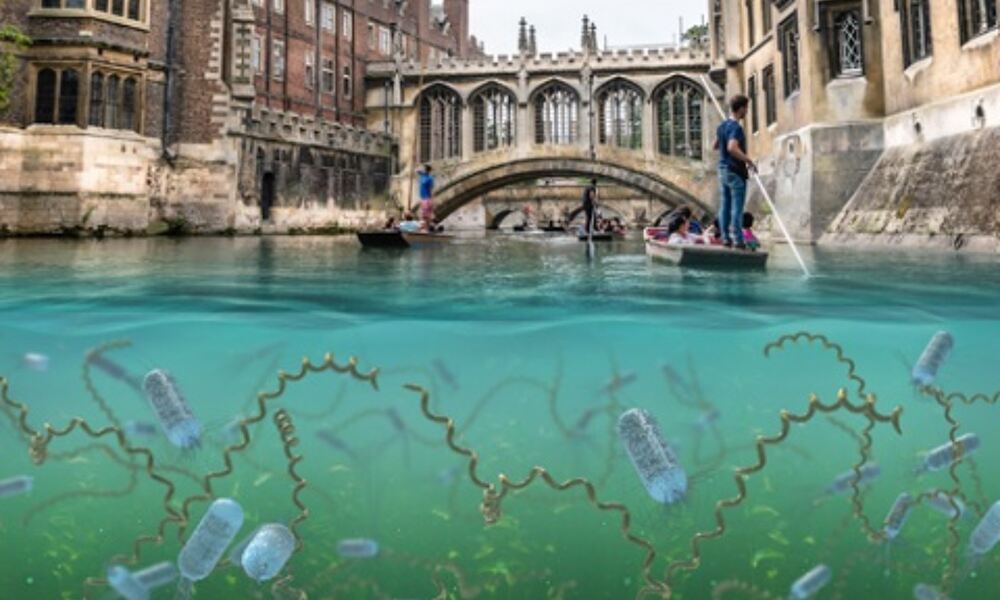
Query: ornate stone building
0,0,481,234
712,0,999,247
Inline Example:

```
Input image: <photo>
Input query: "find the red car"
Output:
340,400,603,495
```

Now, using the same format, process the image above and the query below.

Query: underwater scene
0,235,998,600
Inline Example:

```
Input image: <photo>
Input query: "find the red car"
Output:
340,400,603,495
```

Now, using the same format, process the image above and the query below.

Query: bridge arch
433,157,711,222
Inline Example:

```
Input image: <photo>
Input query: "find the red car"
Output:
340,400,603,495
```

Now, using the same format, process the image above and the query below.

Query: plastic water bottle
336,538,380,559
883,492,913,541
618,408,687,505
969,500,1000,556
143,369,202,450
911,332,954,386
177,498,244,582
916,433,980,474
241,523,296,582
789,564,831,599
824,463,881,495
0,475,33,499
107,565,148,600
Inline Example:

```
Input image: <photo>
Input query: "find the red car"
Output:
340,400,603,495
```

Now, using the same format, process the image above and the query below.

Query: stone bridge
366,39,724,224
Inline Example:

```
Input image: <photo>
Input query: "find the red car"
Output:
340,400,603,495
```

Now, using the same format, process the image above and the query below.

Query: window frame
304,53,315,90
778,13,800,98
748,74,758,134
762,64,777,125
822,2,865,78
321,58,335,94
343,10,353,40
321,1,335,32
273,0,284,15
303,0,314,26
33,0,150,29
900,0,933,68
272,40,286,81
957,0,998,45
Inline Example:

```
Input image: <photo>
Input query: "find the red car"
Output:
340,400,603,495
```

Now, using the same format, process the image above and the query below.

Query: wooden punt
357,231,453,248
645,239,768,270
577,232,620,242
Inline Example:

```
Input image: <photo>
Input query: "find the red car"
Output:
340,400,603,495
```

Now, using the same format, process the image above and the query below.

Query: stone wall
822,82,1000,252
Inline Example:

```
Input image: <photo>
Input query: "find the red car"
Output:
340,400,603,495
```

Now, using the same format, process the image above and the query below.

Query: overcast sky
469,1,707,54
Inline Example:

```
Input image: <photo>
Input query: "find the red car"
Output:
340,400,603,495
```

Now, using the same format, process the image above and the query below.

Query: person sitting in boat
399,213,421,233
383,216,399,231
742,212,761,251
665,206,703,235
704,218,724,245
611,217,626,235
665,217,704,246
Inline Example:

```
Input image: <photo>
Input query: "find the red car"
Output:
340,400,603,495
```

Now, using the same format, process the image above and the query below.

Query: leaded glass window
655,79,703,160
901,0,933,67
533,82,579,145
836,10,863,75
419,85,462,162
778,14,800,97
597,80,643,150
958,0,998,44
471,85,516,153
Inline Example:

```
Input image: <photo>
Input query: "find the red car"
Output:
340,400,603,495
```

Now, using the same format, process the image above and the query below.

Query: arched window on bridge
471,85,516,153
655,79,704,160
419,85,462,163
533,82,579,145
596,80,644,150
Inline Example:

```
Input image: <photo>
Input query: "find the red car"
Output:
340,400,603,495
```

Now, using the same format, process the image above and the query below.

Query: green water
0,235,998,600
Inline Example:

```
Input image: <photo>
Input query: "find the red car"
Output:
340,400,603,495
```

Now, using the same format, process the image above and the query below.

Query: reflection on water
0,235,998,599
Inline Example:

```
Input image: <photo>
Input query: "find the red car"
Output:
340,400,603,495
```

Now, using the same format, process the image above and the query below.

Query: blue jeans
718,169,747,245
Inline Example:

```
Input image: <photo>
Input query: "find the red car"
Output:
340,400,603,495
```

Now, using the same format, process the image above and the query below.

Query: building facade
711,0,999,247
0,0,480,234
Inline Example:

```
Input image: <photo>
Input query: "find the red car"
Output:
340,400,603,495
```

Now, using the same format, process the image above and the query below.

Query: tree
0,23,31,114
682,24,709,47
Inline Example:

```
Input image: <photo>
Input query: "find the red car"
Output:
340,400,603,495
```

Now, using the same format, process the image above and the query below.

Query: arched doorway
261,172,275,221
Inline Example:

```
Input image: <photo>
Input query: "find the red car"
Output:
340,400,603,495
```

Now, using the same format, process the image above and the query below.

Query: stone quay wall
0,105,395,236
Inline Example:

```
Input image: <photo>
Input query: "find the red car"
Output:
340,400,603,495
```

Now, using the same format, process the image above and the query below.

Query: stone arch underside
434,158,709,221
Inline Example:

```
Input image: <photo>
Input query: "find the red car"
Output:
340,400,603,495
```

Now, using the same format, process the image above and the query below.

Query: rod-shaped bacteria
0,475,33,499
134,561,178,591
241,523,296,582
788,564,831,599
911,331,954,386
336,538,380,559
916,433,980,474
913,583,950,600
618,408,687,505
825,463,881,495
143,369,202,450
177,498,244,582
925,491,966,519
968,500,1000,557
22,352,49,372
107,565,148,600
883,492,913,541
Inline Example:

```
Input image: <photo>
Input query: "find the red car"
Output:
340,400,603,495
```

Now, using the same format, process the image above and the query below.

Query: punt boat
357,231,453,248
645,239,768,270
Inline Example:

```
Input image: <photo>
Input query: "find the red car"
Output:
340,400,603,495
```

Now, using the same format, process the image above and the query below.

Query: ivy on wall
0,21,32,114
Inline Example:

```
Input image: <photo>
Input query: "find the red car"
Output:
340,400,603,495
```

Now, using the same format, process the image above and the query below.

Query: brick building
0,0,482,234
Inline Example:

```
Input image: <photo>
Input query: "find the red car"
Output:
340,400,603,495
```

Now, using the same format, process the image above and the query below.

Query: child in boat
384,216,399,231
399,213,421,233
666,217,704,246
704,218,724,245
742,212,760,250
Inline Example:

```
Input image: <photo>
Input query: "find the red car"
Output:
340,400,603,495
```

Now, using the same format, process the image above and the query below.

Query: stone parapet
241,106,394,157
367,46,712,79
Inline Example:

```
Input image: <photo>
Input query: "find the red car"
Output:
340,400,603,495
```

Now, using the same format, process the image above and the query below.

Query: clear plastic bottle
241,524,296,582
911,332,954,386
143,369,202,450
618,408,687,505
336,538,380,559
788,564,831,599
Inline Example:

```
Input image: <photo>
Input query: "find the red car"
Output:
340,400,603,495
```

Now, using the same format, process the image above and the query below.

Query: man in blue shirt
418,164,435,231
715,95,756,248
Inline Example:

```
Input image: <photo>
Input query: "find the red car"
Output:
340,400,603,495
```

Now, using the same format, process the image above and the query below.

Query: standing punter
715,95,756,249
419,164,435,231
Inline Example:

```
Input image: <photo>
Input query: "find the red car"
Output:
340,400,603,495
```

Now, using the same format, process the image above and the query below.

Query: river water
0,234,997,599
